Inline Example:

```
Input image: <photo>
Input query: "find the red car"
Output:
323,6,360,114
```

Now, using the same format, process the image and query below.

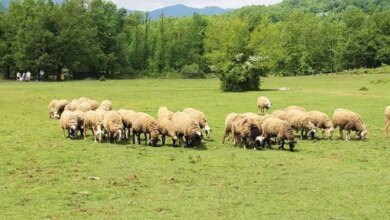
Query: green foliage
180,63,205,78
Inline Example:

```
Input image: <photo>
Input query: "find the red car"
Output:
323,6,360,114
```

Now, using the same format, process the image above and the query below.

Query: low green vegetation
0,74,389,219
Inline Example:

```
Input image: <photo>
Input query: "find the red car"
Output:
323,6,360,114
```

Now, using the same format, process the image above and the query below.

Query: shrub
99,76,106,81
181,63,205,79
219,54,270,92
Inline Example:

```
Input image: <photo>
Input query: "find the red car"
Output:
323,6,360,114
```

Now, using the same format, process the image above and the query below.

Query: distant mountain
147,4,232,20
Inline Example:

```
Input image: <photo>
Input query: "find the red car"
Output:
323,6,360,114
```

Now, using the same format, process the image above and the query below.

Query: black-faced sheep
49,99,69,119
257,96,271,115
230,115,262,149
132,113,160,146
60,110,78,138
103,111,123,143
308,111,334,139
83,110,105,142
223,113,239,144
385,106,390,136
259,117,297,151
172,111,202,148
183,107,211,138
332,108,367,141
286,109,316,139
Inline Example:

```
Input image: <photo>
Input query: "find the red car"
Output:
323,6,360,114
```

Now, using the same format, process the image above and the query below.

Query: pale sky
110,0,281,11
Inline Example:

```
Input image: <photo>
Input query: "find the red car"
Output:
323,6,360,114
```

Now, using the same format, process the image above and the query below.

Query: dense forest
0,0,389,84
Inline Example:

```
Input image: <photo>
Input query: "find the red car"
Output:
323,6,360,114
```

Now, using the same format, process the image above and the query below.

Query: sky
110,0,282,11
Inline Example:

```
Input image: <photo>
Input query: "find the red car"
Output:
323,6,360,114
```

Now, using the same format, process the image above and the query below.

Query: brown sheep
259,117,296,151
49,99,69,119
230,115,262,149
103,111,123,143
83,110,105,142
118,109,137,140
222,113,239,144
308,111,334,139
157,117,178,146
271,110,287,121
60,110,78,138
158,106,174,120
332,108,367,141
385,106,390,136
172,112,202,147
132,113,160,146
183,107,211,138
286,109,316,139
257,96,271,115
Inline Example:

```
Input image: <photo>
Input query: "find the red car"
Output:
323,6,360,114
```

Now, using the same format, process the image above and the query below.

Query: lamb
285,106,306,112
271,110,287,120
73,110,85,137
286,109,317,139
83,110,105,142
158,106,174,120
118,109,137,140
222,113,239,144
100,100,112,111
157,117,178,146
49,99,69,119
103,111,123,143
65,99,81,111
308,111,334,139
183,107,211,138
230,115,262,149
257,96,271,115
332,108,368,141
172,111,202,147
385,106,390,136
259,117,297,151
132,113,160,146
60,110,78,138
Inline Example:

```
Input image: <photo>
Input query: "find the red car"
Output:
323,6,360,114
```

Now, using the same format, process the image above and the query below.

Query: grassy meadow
0,74,389,219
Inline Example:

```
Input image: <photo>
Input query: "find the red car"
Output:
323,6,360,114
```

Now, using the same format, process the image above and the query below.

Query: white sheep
259,117,297,151
49,99,69,119
230,114,262,149
183,107,211,138
286,109,316,139
60,110,78,138
257,96,271,115
385,106,390,136
157,117,178,146
100,100,112,111
172,111,202,147
158,106,174,120
308,111,334,139
65,99,81,111
103,111,123,143
332,108,367,141
118,109,137,140
132,112,160,146
83,110,105,142
271,110,287,121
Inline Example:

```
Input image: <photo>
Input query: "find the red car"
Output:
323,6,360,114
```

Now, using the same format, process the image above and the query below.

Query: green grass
0,74,389,219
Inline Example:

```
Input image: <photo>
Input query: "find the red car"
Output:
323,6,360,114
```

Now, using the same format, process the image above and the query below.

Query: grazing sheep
84,99,99,110
242,112,271,134
73,110,85,137
78,97,90,102
272,110,287,121
157,117,178,146
172,112,202,147
257,96,271,115
49,99,69,119
100,100,112,111
385,106,390,136
259,117,296,151
223,113,239,144
158,106,174,120
65,99,81,111
77,102,91,112
103,111,123,143
308,111,334,139
60,110,78,138
183,107,211,138
132,113,160,146
332,108,368,141
231,115,262,149
286,109,316,139
118,109,137,140
83,110,105,142
285,106,306,112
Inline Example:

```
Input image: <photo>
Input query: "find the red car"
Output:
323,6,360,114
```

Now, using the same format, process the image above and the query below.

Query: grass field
0,74,389,219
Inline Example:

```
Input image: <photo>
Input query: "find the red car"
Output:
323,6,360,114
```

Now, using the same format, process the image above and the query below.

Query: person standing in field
26,71,31,82
16,72,21,81
39,70,44,81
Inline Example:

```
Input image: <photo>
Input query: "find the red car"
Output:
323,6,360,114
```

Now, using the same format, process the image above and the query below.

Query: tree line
0,0,389,85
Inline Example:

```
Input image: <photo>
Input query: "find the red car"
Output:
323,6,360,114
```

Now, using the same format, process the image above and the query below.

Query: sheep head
149,131,160,146
204,124,211,138
289,140,297,152
358,126,368,140
67,124,77,138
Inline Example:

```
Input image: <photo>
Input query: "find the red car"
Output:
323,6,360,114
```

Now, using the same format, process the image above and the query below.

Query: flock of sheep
223,96,389,152
49,96,390,151
49,98,211,147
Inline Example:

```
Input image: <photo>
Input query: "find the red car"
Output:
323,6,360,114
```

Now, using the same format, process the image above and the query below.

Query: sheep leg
132,132,136,144
162,135,166,145
300,129,304,140
339,128,344,140
137,134,141,145
322,129,325,139
243,137,247,149
346,130,351,141
278,140,285,150
144,133,148,145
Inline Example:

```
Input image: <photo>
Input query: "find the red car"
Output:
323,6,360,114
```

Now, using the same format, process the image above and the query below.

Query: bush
181,63,206,79
99,76,106,81
219,54,270,92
